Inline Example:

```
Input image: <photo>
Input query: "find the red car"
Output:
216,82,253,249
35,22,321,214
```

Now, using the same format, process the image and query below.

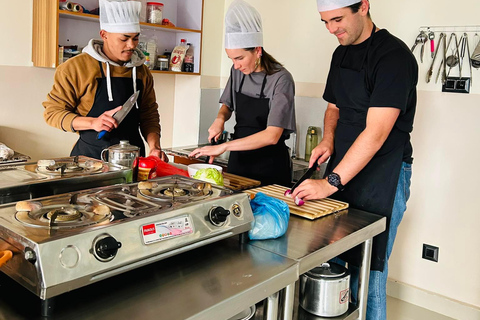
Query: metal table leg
358,238,373,320
280,283,295,320
263,291,279,320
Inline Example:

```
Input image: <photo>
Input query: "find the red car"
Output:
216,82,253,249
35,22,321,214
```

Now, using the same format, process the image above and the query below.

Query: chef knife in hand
97,90,140,140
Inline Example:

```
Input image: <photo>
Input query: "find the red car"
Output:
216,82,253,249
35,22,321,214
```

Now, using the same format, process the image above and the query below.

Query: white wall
200,0,480,315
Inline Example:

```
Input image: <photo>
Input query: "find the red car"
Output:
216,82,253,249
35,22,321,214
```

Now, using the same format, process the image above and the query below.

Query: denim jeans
335,162,412,320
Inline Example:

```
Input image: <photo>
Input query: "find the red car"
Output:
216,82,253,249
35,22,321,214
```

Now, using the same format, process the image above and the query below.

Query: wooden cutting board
223,172,261,191
243,184,349,220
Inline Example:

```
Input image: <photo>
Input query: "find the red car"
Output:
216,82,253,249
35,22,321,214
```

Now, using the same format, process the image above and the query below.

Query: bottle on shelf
305,126,318,162
183,43,194,72
143,52,151,69
170,39,188,72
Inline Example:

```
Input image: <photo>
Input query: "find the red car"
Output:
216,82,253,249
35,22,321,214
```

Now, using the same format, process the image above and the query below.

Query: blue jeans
335,162,412,320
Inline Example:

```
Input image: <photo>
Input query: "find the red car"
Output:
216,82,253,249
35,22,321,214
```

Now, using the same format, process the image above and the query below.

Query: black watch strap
327,172,345,191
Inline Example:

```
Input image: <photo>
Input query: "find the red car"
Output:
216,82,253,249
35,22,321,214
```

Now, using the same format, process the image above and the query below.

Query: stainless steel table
250,208,386,320
0,237,297,320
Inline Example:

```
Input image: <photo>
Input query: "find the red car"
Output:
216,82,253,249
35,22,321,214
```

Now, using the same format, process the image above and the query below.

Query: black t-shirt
323,29,418,162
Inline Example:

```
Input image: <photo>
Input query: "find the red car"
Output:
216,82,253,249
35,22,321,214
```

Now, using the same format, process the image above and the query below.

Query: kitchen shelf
33,0,203,73
59,11,202,34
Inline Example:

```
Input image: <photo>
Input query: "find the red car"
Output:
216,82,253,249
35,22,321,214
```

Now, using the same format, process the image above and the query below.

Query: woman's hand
189,144,228,164
208,118,225,143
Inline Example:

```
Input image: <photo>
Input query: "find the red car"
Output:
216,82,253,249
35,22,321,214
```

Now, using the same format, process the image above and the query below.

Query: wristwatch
326,172,345,191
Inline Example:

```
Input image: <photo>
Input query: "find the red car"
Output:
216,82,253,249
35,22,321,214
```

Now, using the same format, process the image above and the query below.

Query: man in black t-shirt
291,1,417,319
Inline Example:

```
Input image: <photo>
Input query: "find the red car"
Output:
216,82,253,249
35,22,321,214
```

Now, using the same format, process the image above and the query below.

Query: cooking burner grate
15,204,111,229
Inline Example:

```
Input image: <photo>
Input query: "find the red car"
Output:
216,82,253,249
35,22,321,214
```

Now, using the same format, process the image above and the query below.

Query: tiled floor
386,296,456,320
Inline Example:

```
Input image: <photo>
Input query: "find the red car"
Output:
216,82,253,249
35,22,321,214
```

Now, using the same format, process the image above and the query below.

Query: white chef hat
100,0,141,33
317,0,361,12
225,0,263,49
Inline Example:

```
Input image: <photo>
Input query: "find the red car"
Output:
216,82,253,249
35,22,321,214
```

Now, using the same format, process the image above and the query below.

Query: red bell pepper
146,156,189,177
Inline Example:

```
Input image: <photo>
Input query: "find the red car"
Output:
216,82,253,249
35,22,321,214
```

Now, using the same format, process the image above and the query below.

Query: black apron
325,25,408,271
228,73,291,187
71,62,145,159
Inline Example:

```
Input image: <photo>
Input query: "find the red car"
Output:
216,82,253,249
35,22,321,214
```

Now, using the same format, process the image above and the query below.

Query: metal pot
299,262,350,317
101,140,139,169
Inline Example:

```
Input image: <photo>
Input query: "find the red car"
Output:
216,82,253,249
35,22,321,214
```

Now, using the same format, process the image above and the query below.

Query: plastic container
157,55,169,71
183,43,194,72
305,126,318,161
146,2,164,24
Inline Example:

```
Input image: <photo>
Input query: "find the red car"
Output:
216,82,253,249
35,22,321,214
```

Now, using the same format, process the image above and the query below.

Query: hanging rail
419,25,480,33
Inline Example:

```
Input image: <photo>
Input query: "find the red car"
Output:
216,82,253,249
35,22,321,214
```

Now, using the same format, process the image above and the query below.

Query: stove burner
15,204,111,229
138,182,216,202
45,207,83,222
46,163,84,173
161,187,189,197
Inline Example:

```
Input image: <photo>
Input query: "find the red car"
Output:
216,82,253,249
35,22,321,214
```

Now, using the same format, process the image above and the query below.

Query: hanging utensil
426,33,445,83
445,33,459,77
464,33,473,86
435,34,448,85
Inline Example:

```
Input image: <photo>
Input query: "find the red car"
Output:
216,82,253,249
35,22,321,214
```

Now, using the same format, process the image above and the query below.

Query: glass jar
305,126,318,162
146,2,164,24
157,55,169,71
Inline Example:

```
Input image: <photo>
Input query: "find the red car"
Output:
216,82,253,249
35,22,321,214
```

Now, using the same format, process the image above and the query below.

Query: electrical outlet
422,244,439,262
442,77,470,93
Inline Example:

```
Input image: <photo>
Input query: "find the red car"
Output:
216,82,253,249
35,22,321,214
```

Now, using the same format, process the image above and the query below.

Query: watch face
328,173,341,186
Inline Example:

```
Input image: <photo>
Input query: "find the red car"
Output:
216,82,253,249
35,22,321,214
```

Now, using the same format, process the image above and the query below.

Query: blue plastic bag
248,192,290,240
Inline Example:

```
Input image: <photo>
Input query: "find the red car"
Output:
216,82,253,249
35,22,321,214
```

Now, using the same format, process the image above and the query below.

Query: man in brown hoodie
43,0,167,161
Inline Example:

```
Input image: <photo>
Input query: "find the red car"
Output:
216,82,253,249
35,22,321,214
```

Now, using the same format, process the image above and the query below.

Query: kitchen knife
97,90,140,140
289,159,319,193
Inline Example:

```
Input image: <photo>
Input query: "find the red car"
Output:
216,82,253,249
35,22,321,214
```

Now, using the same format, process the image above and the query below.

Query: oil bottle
305,126,318,161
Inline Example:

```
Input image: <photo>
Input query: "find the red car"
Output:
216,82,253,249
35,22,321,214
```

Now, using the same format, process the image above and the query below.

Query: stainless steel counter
250,208,386,320
0,237,297,320
0,207,384,320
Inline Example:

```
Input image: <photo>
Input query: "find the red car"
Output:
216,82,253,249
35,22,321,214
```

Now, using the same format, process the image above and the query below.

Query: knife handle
97,130,107,140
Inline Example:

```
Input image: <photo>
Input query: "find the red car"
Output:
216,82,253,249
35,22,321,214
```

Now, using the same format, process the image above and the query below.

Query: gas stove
0,156,132,204
0,175,253,316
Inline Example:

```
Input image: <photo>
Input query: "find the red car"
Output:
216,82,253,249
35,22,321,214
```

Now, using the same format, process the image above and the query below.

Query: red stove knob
209,206,230,226
92,234,122,262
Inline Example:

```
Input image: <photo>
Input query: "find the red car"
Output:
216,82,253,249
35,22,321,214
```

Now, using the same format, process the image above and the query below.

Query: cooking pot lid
306,262,347,278
109,140,140,152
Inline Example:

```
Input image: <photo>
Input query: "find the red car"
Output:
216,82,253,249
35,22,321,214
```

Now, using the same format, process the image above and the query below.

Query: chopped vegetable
294,196,305,206
284,189,292,197
193,168,224,186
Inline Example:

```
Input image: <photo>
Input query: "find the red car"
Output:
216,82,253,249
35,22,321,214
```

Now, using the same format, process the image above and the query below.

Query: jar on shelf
157,55,169,71
146,2,164,24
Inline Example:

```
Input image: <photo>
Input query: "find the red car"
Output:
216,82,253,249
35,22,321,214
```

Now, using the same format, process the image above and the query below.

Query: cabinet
32,0,203,75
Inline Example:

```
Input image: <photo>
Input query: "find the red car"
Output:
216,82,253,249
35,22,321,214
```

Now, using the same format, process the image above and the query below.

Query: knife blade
290,159,319,193
97,90,140,140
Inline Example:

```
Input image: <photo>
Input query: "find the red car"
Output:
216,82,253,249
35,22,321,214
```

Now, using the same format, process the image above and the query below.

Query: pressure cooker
299,262,350,317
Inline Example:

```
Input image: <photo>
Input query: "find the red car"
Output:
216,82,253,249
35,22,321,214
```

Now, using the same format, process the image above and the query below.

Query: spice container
157,55,169,71
146,2,164,24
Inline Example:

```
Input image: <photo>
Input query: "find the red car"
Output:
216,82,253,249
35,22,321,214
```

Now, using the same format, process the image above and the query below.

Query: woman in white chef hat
43,0,167,161
190,0,296,187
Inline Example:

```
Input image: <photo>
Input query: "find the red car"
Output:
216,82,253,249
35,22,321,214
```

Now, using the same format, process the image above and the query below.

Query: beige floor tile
387,296,456,320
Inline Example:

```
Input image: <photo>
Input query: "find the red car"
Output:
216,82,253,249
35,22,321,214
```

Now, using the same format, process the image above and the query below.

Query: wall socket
422,244,439,262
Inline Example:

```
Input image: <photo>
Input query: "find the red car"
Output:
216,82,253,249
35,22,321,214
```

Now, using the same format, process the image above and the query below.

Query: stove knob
24,247,36,264
209,206,230,226
93,235,122,262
